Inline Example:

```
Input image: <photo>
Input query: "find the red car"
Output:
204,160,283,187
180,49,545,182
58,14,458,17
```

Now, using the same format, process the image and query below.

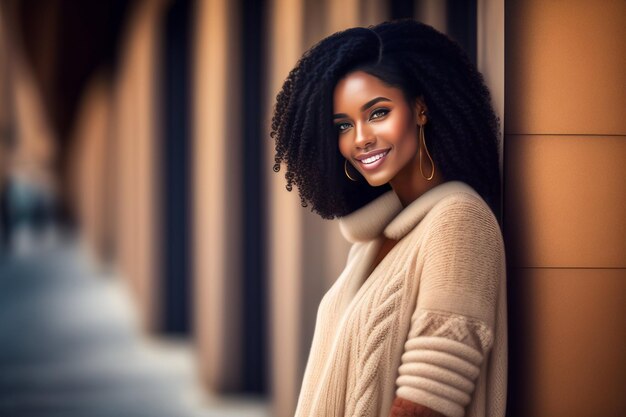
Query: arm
394,196,504,417
388,397,447,417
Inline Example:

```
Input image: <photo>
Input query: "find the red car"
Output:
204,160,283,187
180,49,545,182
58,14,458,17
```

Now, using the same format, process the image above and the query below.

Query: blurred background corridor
0,0,624,416
0,244,268,416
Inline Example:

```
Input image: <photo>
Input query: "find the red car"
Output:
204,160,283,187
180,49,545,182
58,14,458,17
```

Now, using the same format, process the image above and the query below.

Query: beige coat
295,181,507,417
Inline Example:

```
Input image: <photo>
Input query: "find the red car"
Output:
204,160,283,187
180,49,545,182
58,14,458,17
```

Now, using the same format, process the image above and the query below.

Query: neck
389,155,445,207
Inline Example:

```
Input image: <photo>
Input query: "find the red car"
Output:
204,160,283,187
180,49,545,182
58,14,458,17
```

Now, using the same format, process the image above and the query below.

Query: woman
270,20,506,417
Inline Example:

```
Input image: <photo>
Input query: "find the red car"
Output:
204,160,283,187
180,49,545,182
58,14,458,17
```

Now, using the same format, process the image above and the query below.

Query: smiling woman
270,20,506,417
333,71,439,204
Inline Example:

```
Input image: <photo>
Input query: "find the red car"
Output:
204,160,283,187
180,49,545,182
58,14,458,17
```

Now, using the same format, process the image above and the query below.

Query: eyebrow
332,96,392,120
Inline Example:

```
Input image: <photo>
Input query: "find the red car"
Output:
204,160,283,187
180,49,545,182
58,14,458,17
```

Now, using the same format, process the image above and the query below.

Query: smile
356,149,390,171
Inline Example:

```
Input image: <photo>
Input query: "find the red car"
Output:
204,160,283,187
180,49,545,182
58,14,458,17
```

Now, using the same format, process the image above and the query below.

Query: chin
363,173,393,187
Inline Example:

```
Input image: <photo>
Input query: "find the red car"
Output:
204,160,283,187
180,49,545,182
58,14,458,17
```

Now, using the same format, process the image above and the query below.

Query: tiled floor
0,241,271,417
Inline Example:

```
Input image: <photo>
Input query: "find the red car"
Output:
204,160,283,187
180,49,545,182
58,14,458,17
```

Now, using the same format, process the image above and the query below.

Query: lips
355,149,390,171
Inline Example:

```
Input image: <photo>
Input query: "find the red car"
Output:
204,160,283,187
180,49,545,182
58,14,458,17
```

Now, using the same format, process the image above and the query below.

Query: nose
354,123,375,149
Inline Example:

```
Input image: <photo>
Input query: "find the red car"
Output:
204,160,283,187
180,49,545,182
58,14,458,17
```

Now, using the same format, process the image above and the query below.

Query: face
333,71,426,187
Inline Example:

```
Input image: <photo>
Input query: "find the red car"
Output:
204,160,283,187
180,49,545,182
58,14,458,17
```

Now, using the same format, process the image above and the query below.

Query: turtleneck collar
338,181,480,243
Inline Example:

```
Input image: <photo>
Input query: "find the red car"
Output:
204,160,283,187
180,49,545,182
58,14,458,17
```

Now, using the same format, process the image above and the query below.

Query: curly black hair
271,19,501,219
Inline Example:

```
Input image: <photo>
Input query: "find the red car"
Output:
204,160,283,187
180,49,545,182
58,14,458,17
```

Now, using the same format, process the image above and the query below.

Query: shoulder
433,188,493,214
422,190,504,259
426,190,499,233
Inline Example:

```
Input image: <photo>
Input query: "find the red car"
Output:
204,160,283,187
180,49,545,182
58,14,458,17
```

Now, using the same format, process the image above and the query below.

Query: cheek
338,135,352,159
377,113,416,144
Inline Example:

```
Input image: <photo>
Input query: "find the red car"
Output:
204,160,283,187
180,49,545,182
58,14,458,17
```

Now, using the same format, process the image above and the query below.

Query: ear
414,96,428,125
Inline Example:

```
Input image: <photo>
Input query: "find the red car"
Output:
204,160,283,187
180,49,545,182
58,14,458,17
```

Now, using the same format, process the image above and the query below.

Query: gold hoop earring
419,124,435,181
344,160,358,181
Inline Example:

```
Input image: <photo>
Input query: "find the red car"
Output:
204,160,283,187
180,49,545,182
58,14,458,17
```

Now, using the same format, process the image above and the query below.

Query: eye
370,108,389,120
335,122,352,133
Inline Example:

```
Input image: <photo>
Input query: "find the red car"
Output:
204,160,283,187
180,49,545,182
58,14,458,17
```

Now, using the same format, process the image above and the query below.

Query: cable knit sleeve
395,194,504,417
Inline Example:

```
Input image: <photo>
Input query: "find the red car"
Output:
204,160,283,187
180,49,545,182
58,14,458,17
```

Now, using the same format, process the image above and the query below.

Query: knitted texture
294,182,507,417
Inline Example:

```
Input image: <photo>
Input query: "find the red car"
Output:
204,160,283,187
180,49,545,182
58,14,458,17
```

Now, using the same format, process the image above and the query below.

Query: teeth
362,151,387,164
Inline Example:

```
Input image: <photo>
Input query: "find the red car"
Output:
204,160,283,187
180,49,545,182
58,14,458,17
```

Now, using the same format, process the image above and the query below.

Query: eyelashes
335,108,390,133
336,122,351,132
370,108,389,119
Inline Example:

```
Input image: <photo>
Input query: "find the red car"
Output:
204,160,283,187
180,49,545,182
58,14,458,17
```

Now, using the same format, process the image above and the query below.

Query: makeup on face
333,71,421,187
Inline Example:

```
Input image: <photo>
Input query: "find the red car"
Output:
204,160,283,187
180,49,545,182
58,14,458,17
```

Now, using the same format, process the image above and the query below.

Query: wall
504,1,626,415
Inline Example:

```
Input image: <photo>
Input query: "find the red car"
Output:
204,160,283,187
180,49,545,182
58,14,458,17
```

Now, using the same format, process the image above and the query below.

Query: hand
388,397,448,417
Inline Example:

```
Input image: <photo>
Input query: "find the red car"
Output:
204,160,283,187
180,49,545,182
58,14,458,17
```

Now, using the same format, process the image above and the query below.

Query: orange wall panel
508,268,626,417
505,0,626,135
505,135,626,268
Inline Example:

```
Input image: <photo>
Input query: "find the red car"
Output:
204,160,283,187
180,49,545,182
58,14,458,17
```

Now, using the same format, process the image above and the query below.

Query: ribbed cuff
396,337,485,417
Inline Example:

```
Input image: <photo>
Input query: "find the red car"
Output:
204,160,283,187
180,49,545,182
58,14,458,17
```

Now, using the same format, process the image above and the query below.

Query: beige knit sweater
294,181,507,417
